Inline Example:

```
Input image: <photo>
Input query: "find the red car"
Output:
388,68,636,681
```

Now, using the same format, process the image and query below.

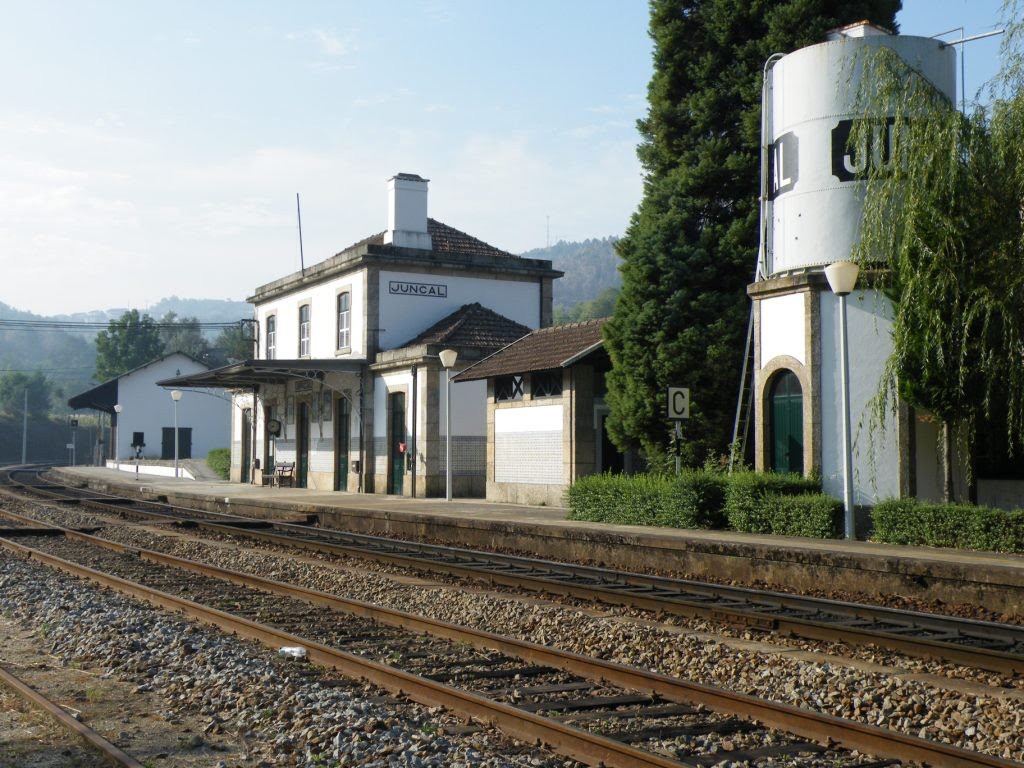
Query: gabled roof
67,352,210,413
453,318,607,382
327,219,514,261
424,219,513,260
398,303,532,351
249,218,560,304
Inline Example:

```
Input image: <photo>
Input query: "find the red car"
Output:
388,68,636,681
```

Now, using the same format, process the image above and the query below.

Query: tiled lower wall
495,431,562,484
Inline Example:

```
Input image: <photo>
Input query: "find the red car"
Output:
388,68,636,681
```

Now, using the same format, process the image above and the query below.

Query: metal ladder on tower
729,308,755,473
730,52,783,474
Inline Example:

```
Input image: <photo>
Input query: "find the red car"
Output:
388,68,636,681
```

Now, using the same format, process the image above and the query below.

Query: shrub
567,473,669,526
655,470,728,529
723,471,821,533
872,498,1024,553
570,469,824,534
206,448,231,480
757,493,844,538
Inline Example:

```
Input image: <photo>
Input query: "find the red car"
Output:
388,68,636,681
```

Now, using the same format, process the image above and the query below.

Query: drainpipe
252,384,259,484
411,364,418,498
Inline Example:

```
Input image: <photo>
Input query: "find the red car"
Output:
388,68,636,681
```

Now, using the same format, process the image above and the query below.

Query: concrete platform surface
47,466,1024,618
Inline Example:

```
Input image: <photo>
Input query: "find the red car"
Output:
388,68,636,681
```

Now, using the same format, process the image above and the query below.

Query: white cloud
312,28,355,57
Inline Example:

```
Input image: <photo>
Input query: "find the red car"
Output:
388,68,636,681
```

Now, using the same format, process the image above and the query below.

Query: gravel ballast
78,520,1024,763
0,552,576,768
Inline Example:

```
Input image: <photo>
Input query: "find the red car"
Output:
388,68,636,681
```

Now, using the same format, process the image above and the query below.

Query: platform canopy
67,378,118,414
156,359,366,389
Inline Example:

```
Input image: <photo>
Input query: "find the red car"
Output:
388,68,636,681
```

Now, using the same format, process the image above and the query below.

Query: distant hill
0,297,252,407
520,237,621,313
0,301,97,404
49,296,251,326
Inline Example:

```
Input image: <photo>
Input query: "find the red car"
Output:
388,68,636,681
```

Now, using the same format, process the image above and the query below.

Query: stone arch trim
755,356,817,477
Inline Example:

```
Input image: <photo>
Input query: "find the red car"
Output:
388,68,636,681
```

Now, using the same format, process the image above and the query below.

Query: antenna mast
296,193,306,274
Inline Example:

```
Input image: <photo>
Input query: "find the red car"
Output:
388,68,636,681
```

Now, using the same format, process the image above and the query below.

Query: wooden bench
273,462,295,487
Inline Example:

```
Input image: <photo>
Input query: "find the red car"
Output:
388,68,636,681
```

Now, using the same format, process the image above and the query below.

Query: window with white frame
337,292,351,350
266,315,276,360
299,304,310,357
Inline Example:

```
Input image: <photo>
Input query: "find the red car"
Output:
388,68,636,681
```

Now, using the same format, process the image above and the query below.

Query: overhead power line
0,318,249,332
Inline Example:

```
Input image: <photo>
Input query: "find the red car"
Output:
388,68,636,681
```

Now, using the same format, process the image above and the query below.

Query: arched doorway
769,370,803,475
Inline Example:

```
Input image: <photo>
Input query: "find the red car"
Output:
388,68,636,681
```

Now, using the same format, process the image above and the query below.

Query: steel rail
2,524,1022,768
0,537,691,768
6,472,1024,675
0,664,144,768
203,520,1024,675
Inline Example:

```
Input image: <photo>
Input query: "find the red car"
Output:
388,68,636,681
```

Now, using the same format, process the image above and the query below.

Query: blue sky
0,1,1010,315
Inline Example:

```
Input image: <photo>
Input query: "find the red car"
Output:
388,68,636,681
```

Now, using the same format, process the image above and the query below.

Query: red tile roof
331,219,514,260
398,303,532,351
454,318,607,381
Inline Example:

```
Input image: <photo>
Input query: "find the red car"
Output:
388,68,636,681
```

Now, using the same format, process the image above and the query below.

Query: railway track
5,467,1024,677
0,662,144,767
1,523,1017,768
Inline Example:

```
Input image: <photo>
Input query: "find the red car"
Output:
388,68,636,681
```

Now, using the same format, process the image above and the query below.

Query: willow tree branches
852,8,1024,475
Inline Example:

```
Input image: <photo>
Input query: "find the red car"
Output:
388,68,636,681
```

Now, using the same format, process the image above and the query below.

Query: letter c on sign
668,387,690,420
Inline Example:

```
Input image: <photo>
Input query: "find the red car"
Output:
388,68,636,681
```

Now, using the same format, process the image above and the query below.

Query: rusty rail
0,524,1020,768
0,663,144,768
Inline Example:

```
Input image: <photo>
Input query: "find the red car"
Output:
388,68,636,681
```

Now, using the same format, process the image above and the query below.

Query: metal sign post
667,387,690,476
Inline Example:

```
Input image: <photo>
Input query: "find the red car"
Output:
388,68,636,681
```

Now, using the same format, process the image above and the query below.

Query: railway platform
50,465,1024,618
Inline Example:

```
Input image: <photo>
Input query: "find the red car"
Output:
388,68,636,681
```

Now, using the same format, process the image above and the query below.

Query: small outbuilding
68,352,230,464
454,318,633,506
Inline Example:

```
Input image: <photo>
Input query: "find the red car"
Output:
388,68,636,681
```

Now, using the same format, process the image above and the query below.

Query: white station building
161,174,559,496
749,22,970,505
69,352,230,465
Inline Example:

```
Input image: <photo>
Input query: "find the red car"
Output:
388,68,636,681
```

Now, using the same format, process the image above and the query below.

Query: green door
388,392,406,495
297,402,310,488
770,371,803,474
240,409,252,483
335,398,349,491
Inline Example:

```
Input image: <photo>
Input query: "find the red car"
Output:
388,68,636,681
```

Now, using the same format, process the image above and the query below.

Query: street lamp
824,260,860,540
171,390,183,478
439,348,458,502
112,404,123,471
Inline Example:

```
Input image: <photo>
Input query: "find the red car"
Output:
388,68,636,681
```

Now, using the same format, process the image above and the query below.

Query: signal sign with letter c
667,387,690,420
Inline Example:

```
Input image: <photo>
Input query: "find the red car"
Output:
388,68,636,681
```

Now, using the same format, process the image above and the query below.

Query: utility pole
21,388,28,464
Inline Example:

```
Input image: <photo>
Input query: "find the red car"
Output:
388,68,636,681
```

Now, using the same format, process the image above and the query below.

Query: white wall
116,354,231,460
379,270,540,349
819,289,898,503
760,293,806,365
256,268,368,360
494,405,563,484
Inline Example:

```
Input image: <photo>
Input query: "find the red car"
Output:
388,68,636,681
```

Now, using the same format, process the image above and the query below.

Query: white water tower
750,23,957,505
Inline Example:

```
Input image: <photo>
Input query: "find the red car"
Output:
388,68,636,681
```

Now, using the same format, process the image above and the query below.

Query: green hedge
757,493,844,538
655,470,728,529
872,498,1024,553
568,470,833,538
566,473,668,526
723,471,822,533
206,448,231,480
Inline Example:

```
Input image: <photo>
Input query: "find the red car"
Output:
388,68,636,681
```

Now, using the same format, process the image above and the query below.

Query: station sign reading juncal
765,34,955,276
389,280,448,298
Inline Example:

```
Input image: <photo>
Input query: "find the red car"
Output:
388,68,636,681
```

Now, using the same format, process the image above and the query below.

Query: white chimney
384,173,432,250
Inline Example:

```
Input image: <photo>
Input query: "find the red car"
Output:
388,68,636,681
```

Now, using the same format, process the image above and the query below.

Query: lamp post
112,404,123,471
439,348,458,502
824,260,860,540
171,390,183,478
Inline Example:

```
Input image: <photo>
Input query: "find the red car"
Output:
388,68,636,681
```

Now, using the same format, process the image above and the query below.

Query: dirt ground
0,613,250,767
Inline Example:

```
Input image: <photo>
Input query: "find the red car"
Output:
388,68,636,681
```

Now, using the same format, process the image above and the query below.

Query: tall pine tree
605,0,901,467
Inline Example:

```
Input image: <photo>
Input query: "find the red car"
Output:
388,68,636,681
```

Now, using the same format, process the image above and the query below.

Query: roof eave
559,339,604,368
